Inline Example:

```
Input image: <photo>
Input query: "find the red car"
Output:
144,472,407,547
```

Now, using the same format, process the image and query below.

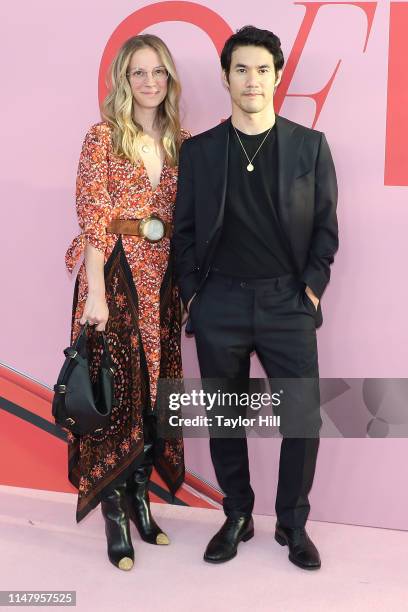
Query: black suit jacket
173,115,338,319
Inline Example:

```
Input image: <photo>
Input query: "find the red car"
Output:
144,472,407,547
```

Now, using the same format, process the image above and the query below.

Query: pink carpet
0,485,406,611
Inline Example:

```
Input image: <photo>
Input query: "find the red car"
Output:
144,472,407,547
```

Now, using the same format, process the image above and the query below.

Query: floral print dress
65,122,189,522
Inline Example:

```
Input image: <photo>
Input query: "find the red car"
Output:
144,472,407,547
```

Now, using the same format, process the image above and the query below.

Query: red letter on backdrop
385,2,408,186
275,2,377,127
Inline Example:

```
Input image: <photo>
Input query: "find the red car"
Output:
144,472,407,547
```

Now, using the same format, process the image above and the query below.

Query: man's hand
181,299,189,325
186,294,196,313
305,286,319,311
181,294,196,326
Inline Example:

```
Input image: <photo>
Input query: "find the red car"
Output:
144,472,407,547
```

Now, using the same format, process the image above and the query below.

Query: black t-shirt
212,123,293,278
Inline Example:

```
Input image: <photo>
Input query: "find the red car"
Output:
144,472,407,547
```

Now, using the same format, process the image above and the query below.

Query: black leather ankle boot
127,442,169,545
101,483,134,571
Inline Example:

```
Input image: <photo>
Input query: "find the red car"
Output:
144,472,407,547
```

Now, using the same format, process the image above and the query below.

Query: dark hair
221,25,284,77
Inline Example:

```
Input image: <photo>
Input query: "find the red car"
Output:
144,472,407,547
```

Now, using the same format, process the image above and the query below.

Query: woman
65,34,190,571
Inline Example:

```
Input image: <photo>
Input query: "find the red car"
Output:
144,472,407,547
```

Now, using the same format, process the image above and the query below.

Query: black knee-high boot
127,431,170,545
101,482,134,570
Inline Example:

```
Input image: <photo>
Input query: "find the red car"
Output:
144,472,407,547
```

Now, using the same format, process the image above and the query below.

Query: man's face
223,45,282,115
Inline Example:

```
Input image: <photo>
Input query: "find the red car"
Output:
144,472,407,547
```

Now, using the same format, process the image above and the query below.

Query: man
173,25,338,569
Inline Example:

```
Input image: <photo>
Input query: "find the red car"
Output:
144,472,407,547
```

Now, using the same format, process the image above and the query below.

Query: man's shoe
204,515,254,563
275,522,321,570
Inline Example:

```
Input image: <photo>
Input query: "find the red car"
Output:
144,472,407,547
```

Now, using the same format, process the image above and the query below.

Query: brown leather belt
106,216,172,242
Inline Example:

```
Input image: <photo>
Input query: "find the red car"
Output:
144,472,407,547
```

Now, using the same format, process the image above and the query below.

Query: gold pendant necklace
233,124,274,172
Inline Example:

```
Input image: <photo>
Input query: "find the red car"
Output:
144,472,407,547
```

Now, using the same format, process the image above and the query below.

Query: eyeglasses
126,67,169,83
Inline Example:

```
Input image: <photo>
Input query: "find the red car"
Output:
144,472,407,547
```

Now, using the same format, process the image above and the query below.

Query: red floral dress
65,122,189,522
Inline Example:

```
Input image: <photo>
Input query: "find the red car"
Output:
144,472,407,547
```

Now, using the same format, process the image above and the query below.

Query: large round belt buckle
139,216,165,242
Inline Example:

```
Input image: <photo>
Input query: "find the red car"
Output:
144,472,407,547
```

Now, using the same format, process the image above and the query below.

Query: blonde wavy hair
102,34,182,166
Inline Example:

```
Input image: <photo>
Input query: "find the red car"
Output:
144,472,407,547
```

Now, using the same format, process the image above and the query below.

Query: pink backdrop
1,0,407,529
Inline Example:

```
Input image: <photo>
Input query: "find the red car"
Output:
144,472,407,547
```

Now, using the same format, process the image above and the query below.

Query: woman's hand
80,292,109,331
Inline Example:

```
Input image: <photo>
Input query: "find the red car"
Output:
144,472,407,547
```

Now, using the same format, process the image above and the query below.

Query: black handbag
52,322,115,436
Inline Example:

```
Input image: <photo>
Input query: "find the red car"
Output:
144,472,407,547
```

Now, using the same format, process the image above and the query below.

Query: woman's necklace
232,124,274,172
139,130,159,155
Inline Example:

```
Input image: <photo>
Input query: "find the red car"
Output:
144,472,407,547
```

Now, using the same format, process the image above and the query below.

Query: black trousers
190,271,321,529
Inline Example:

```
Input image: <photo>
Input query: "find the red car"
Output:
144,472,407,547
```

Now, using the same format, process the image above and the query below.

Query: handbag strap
66,322,115,374
100,330,115,373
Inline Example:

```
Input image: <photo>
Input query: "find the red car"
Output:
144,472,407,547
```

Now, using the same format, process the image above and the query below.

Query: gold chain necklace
232,124,274,172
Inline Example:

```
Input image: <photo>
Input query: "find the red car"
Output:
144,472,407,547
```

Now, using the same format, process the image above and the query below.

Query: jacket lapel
275,115,304,251
201,118,230,232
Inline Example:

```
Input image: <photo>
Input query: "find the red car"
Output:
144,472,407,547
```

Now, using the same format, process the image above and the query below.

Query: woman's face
127,47,168,112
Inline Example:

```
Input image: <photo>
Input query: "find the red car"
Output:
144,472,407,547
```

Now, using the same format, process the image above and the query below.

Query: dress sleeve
76,123,113,253
65,124,113,273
